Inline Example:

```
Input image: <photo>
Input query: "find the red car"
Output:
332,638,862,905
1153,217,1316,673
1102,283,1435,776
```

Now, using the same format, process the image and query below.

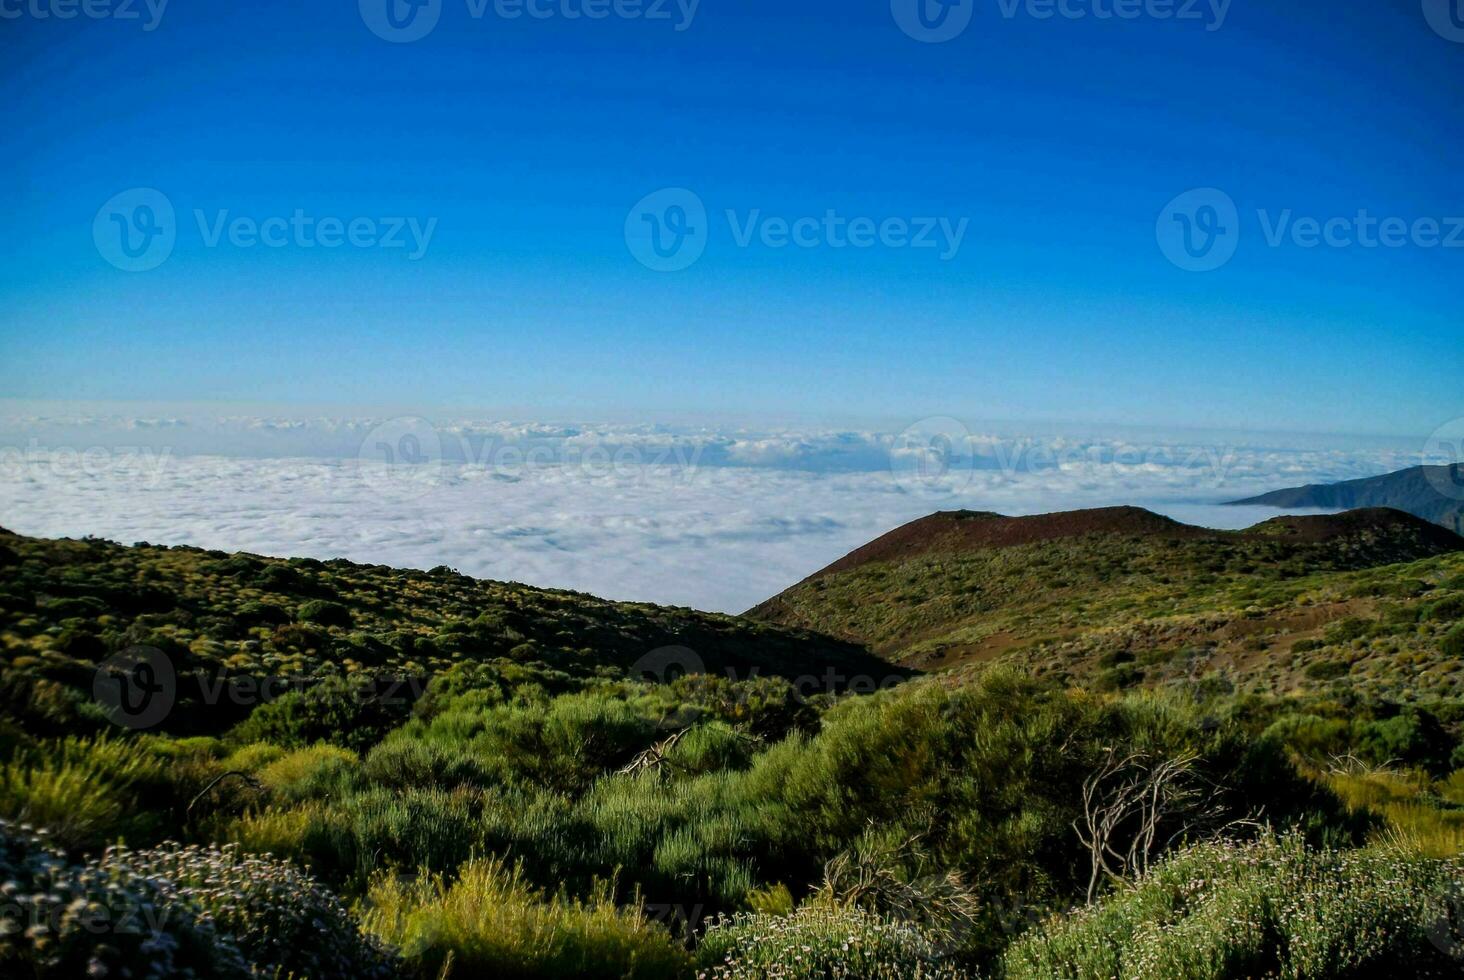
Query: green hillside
751,507,1464,701
0,527,896,738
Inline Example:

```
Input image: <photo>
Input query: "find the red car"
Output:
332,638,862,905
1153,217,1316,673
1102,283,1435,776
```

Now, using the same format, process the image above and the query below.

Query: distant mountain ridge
1227,464,1464,535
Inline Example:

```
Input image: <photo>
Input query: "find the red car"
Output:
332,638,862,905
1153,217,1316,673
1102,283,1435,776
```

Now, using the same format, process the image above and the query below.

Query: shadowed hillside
0,531,901,737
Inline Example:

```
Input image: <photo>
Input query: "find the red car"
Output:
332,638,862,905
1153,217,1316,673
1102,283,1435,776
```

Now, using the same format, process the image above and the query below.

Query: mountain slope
1228,464,1464,534
751,507,1464,699
0,531,900,735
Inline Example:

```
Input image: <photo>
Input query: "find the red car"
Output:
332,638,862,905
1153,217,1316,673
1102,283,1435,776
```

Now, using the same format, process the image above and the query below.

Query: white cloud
0,419,1427,612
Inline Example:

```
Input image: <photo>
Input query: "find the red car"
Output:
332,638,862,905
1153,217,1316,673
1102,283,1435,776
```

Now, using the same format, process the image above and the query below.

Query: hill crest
800,506,1208,584
761,506,1462,603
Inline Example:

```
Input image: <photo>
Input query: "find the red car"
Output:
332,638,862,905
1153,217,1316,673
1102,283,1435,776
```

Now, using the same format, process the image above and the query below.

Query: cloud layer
0,415,1428,612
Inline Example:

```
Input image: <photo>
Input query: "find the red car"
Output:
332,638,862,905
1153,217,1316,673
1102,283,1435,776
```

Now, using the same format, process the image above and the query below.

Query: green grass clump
1003,834,1464,979
361,855,688,979
0,736,167,850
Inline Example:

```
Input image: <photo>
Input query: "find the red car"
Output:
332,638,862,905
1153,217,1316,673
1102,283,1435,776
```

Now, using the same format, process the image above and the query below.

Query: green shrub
665,722,755,775
1094,663,1141,690
1304,659,1350,681
298,599,353,629
228,676,411,754
338,787,482,882
256,743,360,801
1325,617,1373,645
696,904,968,979
220,741,287,772
236,600,290,626
1426,595,1464,623
364,736,491,790
1356,708,1455,774
542,692,658,786
1260,713,1349,760
361,855,688,979
1444,623,1464,659
222,803,322,861
1002,835,1463,980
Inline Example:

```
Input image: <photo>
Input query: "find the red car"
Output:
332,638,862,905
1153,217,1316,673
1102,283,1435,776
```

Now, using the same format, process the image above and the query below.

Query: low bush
220,740,287,772
227,676,412,754
0,819,249,978
1304,659,1351,681
222,803,322,861
364,735,491,790
256,743,360,801
665,722,755,775
1002,834,1464,980
107,841,396,979
1355,708,1455,774
1427,595,1464,623
361,855,688,979
298,599,353,629
696,904,969,979
1325,617,1373,645
335,787,483,885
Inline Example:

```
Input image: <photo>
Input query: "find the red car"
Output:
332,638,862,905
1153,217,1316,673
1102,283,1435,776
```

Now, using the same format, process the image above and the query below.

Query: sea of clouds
0,410,1434,612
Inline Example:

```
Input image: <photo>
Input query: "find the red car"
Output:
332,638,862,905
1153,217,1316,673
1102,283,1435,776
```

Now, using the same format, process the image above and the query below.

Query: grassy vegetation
362,856,690,979
3,522,1464,977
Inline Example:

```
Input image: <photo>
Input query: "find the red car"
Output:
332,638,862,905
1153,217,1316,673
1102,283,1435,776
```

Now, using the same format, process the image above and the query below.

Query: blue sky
2,0,1461,437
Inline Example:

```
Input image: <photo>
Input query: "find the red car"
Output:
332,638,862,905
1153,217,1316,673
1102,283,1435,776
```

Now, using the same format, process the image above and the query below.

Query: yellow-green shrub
0,736,167,849
257,743,359,800
361,856,688,979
